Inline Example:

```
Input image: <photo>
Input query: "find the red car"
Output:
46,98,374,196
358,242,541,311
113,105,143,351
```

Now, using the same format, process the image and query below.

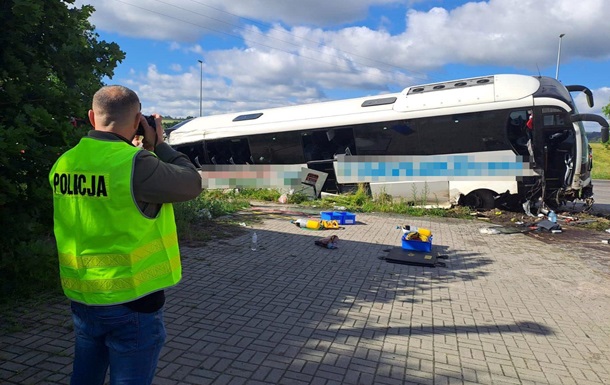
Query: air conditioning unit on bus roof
394,74,541,112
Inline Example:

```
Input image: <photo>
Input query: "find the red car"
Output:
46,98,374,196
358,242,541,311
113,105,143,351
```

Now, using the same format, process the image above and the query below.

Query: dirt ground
472,206,610,253
183,202,610,251
179,204,320,248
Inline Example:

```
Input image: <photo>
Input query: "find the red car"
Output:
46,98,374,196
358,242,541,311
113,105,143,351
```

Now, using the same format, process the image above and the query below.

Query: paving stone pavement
1,212,610,385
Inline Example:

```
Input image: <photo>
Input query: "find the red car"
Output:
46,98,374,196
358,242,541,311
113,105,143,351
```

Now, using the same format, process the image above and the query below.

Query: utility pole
198,59,203,117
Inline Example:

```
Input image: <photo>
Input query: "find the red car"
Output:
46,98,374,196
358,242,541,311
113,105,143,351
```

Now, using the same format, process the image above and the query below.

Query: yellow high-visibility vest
49,137,181,305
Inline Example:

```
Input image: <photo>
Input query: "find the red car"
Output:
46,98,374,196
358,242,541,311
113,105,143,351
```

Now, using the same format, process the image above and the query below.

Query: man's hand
140,114,164,151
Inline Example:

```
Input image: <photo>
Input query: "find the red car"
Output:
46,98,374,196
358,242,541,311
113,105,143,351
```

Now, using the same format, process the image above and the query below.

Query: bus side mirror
566,85,594,108
570,113,609,143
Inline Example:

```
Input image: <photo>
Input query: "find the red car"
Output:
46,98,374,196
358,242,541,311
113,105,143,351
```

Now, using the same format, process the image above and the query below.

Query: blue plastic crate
401,235,433,252
320,211,356,225
320,211,342,222
342,212,356,225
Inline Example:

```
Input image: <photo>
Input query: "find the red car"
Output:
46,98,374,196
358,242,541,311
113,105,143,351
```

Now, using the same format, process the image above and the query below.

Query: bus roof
168,74,544,146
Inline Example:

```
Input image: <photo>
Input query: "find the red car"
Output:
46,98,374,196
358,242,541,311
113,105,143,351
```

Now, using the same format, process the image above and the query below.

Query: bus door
529,107,577,197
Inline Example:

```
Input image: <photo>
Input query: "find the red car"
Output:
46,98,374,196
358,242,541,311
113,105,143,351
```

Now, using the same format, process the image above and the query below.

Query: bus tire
462,189,496,210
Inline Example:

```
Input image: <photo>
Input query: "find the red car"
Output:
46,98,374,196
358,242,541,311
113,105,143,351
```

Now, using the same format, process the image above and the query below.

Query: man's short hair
92,85,140,127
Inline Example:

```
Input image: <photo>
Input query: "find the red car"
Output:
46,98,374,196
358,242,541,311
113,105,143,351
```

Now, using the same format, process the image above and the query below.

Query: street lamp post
555,33,565,80
197,59,203,117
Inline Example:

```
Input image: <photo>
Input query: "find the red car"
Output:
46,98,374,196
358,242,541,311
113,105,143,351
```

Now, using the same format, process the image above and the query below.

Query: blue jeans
70,301,166,385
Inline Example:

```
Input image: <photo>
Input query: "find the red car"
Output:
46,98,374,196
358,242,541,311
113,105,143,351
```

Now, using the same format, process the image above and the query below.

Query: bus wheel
462,189,496,210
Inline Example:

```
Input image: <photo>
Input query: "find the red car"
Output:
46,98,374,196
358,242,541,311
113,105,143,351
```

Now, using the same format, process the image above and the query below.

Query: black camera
136,115,156,136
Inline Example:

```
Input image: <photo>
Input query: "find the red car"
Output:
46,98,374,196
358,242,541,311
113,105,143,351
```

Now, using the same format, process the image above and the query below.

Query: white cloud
79,0,239,41
81,0,610,66
221,0,397,26
575,87,610,115
401,0,610,69
78,0,401,40
81,0,610,117
575,87,610,132
188,45,205,55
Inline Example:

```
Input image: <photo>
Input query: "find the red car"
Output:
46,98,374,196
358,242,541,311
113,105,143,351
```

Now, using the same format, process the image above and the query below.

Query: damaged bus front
503,77,609,211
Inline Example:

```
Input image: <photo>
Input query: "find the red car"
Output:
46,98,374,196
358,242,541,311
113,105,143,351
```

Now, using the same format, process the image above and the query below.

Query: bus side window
177,143,205,168
249,137,273,164
354,122,396,155
541,109,573,148
330,127,356,156
302,133,318,161
229,138,252,164
250,132,305,164
507,110,530,156
206,142,217,165
207,140,233,164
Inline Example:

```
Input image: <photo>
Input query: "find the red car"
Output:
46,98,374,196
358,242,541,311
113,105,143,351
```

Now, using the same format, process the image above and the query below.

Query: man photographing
49,85,203,385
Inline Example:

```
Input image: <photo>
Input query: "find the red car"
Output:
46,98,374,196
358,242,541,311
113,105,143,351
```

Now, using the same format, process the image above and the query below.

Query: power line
109,0,430,81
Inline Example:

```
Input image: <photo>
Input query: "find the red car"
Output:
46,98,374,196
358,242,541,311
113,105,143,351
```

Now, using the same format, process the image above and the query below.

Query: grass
591,142,610,180
161,119,185,130
298,184,472,219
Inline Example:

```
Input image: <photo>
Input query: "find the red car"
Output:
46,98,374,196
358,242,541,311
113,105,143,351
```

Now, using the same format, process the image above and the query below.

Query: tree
603,100,610,120
0,0,125,297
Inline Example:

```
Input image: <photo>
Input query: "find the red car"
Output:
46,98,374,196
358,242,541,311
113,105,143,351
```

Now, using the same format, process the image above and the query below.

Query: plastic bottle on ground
251,232,258,251
548,210,557,223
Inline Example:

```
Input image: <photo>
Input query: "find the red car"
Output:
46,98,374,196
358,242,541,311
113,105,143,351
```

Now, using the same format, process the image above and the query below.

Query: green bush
0,1,124,305
173,191,251,243
0,237,61,305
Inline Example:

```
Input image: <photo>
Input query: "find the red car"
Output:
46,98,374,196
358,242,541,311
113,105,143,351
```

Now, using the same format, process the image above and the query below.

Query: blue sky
76,0,610,130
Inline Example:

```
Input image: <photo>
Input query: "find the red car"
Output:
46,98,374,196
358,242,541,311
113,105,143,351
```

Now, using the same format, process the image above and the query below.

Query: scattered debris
470,212,491,221
523,201,535,217
479,226,531,234
291,218,342,230
379,248,448,267
534,219,562,232
315,235,339,249
479,227,501,234
566,220,596,226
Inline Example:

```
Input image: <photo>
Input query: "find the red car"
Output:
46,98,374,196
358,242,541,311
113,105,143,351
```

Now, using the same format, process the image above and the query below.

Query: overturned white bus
168,74,609,210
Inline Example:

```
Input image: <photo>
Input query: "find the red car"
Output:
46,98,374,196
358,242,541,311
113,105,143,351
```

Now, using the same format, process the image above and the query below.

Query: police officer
49,85,203,385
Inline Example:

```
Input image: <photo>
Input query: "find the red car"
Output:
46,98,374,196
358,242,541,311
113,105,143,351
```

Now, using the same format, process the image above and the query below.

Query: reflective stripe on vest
61,253,181,293
58,233,178,269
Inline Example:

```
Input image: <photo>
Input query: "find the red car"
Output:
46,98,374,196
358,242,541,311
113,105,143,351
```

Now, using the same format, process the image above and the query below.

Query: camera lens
136,115,156,136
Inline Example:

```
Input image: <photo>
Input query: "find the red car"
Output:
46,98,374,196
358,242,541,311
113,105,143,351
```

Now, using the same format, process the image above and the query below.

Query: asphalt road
592,179,610,214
